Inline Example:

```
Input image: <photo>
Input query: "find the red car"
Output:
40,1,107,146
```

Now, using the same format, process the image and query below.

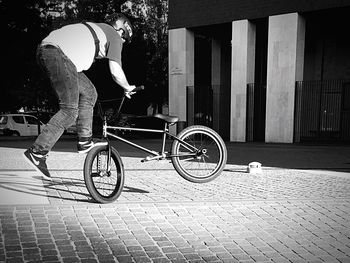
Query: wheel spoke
172,126,226,182
85,147,124,203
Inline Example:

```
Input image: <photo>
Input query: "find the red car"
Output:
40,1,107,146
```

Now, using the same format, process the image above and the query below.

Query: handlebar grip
133,85,145,92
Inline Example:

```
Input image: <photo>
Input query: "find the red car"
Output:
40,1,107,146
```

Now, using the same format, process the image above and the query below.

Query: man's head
106,13,133,43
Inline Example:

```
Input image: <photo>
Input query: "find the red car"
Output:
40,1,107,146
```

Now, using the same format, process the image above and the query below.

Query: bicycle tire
84,145,125,203
171,125,227,183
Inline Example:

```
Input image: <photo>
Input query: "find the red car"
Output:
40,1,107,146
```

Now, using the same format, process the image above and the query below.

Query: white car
0,114,45,136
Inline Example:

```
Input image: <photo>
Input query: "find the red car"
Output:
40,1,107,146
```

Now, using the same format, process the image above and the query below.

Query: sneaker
77,137,107,154
23,148,51,178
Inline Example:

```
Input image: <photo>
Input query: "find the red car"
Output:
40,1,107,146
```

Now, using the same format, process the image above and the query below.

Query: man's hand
124,90,135,99
124,85,144,99
124,85,136,99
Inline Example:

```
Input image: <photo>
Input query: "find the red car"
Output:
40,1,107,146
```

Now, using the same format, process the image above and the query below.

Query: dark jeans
33,44,97,152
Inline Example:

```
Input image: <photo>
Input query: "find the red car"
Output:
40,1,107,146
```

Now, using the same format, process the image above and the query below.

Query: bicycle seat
154,113,179,123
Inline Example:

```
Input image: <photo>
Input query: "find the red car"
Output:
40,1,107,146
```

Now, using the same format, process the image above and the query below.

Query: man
24,13,135,178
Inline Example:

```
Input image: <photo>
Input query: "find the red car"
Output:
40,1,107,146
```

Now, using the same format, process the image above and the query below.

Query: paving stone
1,145,350,262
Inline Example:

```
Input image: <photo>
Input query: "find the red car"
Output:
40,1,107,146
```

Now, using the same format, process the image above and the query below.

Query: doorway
193,35,213,128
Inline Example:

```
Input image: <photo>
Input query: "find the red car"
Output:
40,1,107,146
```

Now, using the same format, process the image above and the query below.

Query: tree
0,0,169,115
121,0,168,114
0,0,53,113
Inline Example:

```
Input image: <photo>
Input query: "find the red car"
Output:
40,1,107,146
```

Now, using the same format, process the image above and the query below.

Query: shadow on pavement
224,142,350,172
0,172,151,204
1,136,350,173
0,173,92,203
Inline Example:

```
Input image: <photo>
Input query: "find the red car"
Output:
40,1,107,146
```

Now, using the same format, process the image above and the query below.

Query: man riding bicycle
24,13,136,178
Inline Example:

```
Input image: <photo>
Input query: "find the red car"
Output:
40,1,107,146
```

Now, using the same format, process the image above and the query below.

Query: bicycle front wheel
171,125,227,183
84,145,124,203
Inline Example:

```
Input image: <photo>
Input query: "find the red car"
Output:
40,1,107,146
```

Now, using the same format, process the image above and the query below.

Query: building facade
168,0,350,143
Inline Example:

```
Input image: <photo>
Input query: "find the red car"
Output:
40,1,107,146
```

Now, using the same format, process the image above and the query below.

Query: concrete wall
168,28,194,134
212,39,221,134
265,13,305,143
230,20,256,141
168,9,349,143
169,0,349,29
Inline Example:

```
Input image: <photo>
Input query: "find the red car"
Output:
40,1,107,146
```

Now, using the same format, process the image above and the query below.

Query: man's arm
109,60,135,92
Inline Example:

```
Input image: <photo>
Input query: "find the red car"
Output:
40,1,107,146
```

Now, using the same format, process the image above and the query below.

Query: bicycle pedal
141,156,152,162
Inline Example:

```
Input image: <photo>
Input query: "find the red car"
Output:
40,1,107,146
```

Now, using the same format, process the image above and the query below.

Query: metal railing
294,79,350,142
187,85,213,128
246,83,266,142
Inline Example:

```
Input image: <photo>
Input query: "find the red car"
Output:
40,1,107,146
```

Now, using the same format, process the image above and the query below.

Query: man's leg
24,45,79,177
76,72,97,140
76,72,107,153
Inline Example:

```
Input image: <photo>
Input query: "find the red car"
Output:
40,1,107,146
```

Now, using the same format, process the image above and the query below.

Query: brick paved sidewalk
1,147,350,262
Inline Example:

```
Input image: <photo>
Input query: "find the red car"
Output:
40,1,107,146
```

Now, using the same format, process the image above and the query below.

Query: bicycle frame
97,93,202,172
102,119,199,162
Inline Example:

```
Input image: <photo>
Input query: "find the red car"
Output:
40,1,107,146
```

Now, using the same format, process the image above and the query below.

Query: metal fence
187,85,213,128
246,83,266,142
294,79,350,142
187,80,350,143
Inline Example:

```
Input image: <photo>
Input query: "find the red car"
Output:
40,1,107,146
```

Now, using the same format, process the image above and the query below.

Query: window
26,116,39,125
12,116,25,124
0,116,8,124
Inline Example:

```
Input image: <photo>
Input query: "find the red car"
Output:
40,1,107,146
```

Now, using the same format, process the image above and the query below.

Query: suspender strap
82,21,100,59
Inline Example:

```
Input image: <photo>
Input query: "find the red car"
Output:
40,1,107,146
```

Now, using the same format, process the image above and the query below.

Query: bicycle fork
100,117,112,175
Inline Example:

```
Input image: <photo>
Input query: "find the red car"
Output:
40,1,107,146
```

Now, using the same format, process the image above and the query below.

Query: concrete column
168,28,194,134
212,39,221,133
230,20,256,142
265,13,305,143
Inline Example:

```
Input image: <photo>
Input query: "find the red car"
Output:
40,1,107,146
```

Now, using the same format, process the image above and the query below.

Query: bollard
247,162,262,174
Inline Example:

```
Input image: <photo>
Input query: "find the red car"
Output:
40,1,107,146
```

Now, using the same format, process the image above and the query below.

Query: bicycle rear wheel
84,145,124,203
171,125,227,183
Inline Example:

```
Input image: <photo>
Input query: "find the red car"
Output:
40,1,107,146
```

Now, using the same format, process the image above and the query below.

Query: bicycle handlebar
114,85,144,119
97,85,145,121
132,85,145,93
124,85,144,99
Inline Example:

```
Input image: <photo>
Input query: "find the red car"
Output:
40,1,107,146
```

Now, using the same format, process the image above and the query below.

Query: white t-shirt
42,22,123,72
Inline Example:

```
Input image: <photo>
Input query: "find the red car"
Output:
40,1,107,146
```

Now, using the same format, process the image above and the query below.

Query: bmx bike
83,86,227,203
